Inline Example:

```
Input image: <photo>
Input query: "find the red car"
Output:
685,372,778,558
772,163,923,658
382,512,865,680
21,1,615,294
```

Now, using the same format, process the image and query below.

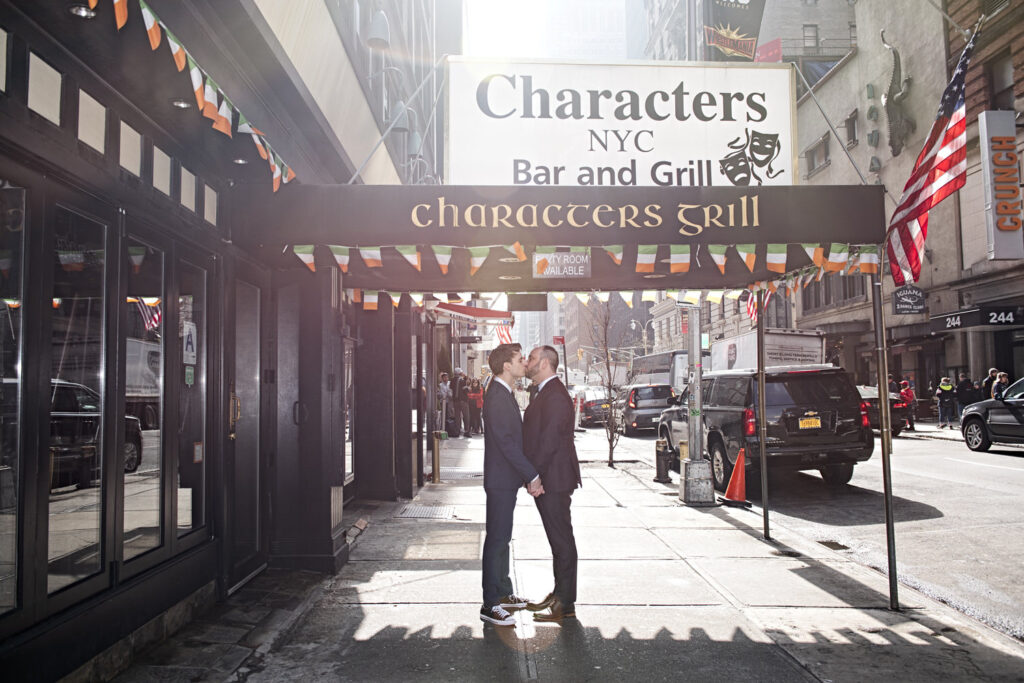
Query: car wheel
709,440,732,492
123,439,141,473
820,463,854,486
962,418,991,452
143,404,159,430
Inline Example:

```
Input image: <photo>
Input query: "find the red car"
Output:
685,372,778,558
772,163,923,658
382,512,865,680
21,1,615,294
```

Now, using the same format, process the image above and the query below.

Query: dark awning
433,303,514,325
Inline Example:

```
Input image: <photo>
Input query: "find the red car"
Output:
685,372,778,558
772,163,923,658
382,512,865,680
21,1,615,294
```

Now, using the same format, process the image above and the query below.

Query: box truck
710,329,825,372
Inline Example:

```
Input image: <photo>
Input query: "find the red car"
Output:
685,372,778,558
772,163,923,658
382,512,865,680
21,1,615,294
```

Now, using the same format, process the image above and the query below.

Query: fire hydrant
654,439,672,483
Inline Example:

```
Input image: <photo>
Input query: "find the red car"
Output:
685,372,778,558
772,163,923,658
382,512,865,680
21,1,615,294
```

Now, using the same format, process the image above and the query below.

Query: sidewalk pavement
116,432,1024,682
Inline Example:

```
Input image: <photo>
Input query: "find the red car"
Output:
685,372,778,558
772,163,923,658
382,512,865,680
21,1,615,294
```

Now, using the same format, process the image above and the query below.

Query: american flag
495,324,513,344
886,30,977,285
746,289,772,324
136,299,162,331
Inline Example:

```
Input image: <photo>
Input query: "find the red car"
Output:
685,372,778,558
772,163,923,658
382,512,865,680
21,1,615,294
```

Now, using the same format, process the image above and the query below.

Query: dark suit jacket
482,380,539,490
523,377,582,493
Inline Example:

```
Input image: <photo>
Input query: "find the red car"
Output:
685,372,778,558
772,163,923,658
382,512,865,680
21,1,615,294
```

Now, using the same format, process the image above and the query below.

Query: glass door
227,264,268,590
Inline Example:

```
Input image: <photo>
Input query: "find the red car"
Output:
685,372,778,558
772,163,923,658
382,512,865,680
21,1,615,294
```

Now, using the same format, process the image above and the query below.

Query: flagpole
794,56,901,611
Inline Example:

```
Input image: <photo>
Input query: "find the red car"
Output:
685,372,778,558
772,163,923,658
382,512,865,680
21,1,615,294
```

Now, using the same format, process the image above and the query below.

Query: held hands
526,477,545,498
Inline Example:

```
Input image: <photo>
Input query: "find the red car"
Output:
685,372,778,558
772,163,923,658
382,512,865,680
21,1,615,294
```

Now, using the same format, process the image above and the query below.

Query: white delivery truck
710,329,825,372
125,338,161,429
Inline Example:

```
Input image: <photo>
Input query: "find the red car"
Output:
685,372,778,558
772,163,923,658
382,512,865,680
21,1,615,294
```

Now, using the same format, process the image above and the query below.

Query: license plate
798,417,822,429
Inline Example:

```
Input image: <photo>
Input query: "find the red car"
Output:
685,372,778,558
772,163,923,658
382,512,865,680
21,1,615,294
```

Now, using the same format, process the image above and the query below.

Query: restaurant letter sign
446,59,795,189
979,111,1024,260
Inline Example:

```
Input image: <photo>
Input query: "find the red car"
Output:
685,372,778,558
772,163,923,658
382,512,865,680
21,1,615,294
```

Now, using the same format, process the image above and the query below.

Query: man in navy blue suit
523,345,582,622
480,343,545,626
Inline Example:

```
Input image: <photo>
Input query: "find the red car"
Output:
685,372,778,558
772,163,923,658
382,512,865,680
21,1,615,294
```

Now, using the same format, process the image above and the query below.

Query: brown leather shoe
532,598,575,622
526,592,555,612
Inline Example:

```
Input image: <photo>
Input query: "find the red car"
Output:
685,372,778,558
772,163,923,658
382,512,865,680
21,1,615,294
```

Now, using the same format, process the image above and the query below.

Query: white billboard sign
446,58,796,188
979,111,1024,261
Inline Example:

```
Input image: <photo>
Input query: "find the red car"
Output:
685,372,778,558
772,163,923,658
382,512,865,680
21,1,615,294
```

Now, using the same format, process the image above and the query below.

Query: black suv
658,365,873,489
614,383,675,436
961,377,1024,451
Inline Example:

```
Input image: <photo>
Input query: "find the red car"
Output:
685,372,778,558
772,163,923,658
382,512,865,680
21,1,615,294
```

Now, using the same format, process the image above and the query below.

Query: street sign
553,335,565,345
892,285,926,315
458,335,482,344
929,305,1024,333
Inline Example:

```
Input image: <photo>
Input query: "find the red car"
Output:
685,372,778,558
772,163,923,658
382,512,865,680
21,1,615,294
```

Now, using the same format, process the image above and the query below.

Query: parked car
658,365,873,489
961,378,1024,451
856,385,909,437
3,379,143,489
577,387,612,427
614,383,675,436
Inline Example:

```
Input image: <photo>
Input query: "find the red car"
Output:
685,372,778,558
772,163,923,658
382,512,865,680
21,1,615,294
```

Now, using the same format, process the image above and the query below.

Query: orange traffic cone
719,447,751,508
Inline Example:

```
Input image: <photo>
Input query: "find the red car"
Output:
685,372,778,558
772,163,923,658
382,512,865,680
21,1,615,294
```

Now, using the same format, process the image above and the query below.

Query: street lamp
630,318,655,355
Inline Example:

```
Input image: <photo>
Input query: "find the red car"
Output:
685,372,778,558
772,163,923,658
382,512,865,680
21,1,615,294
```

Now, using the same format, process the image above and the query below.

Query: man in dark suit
480,343,544,626
523,345,582,622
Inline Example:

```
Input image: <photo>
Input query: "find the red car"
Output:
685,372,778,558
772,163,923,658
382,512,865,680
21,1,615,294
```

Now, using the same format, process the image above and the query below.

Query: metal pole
756,290,770,540
870,272,900,610
681,304,703,503
561,341,570,388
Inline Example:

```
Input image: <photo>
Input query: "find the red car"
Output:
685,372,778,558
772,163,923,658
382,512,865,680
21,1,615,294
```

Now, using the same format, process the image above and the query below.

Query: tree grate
395,504,456,519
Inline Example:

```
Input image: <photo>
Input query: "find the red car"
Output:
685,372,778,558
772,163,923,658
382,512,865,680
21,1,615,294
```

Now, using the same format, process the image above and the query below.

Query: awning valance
433,303,514,326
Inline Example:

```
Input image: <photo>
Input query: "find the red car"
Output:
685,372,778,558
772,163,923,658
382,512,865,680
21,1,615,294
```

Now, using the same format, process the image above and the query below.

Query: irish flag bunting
128,246,146,273
272,153,283,192
534,246,555,276
409,293,424,306
396,245,421,271
575,292,590,305
506,242,527,261
641,290,657,303
635,245,657,273
766,244,787,273
329,245,349,272
705,290,724,303
114,0,128,29
432,246,452,274
58,250,84,272
201,77,220,121
88,0,97,8
802,243,825,267
359,247,382,268
552,292,565,303
188,56,205,110
386,292,400,308
604,245,623,265
669,244,690,273
468,247,490,275
825,243,849,272
595,291,610,303
292,245,315,272
363,290,378,311
707,245,728,274
212,97,233,137
859,245,880,274
619,291,633,307
735,244,756,272
140,1,161,50
165,30,186,71
682,290,701,305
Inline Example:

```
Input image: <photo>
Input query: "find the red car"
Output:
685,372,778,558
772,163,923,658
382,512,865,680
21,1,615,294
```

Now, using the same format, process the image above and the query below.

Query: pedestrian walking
437,371,452,432
955,372,974,416
451,368,472,437
992,372,1011,400
900,381,916,431
935,377,957,428
468,378,484,435
982,368,999,403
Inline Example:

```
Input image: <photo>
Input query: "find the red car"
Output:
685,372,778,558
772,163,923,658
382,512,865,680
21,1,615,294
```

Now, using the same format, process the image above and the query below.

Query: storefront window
343,340,355,483
48,207,105,593
177,263,205,535
122,239,163,560
0,179,25,614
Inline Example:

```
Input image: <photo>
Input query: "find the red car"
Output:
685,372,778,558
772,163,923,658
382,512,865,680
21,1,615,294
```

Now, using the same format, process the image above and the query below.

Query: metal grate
395,504,456,519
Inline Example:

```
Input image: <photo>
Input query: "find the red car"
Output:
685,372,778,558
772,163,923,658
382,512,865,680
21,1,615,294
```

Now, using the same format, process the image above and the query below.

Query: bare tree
585,295,628,468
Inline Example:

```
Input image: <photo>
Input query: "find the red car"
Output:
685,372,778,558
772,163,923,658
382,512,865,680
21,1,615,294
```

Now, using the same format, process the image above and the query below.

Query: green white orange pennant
292,245,315,272
552,292,565,303
575,292,590,305
187,56,205,110
618,291,633,307
363,290,378,311
735,244,756,272
506,242,527,261
128,245,146,273
707,245,728,274
272,153,283,192
635,245,657,273
825,243,849,272
396,245,421,271
201,77,219,121
139,0,162,50
802,244,825,267
468,246,490,275
359,247,382,268
409,293,424,306
387,292,401,307
669,245,691,273
569,246,588,254
641,290,657,302
595,291,610,302
859,245,880,274
432,246,452,274
604,245,623,265
706,290,724,303
212,96,233,137
165,29,186,71
329,245,349,272
766,244,787,273
114,0,128,29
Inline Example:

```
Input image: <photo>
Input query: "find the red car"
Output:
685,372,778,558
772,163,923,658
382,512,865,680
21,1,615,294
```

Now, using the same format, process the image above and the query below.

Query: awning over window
433,302,514,326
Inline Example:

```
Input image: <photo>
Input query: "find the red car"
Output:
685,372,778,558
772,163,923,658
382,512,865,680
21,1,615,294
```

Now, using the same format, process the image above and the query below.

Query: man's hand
527,477,545,498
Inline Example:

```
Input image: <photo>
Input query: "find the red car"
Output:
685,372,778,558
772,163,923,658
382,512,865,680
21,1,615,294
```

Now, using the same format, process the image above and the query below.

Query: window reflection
123,239,162,561
343,340,354,483
48,207,105,593
0,180,25,613
177,263,205,535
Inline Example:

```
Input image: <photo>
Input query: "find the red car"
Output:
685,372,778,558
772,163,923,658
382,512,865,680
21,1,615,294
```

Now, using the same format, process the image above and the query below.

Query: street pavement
114,426,1024,682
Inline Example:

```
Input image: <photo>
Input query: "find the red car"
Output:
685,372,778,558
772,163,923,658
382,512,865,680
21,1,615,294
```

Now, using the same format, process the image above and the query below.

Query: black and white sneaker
499,594,529,610
480,605,515,626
